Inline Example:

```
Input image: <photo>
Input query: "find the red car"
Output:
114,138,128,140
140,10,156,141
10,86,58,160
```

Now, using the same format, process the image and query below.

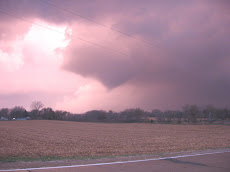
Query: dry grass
0,120,230,159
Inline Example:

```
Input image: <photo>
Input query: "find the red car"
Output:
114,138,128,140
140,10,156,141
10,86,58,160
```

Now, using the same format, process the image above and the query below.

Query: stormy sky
0,0,229,113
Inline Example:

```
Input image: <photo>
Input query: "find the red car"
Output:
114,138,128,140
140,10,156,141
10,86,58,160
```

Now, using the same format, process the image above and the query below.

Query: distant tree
55,110,69,120
65,112,82,121
120,108,144,122
84,110,107,122
153,109,163,123
10,106,27,119
152,109,162,117
182,104,190,122
205,104,216,122
107,110,114,121
30,101,44,111
164,110,173,123
29,109,39,119
227,108,230,119
0,108,10,120
188,105,199,123
41,107,55,120
97,111,107,121
133,108,144,122
163,110,182,123
107,110,119,122
215,108,226,121
174,110,183,123
223,107,230,120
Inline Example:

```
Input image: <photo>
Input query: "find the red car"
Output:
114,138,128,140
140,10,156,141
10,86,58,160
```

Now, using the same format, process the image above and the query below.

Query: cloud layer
0,0,229,112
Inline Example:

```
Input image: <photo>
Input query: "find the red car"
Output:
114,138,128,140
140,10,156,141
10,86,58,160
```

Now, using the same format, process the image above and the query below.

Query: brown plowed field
0,120,229,159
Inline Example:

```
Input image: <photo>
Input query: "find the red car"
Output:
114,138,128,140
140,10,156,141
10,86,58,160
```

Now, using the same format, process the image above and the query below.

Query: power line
38,0,160,49
0,8,130,57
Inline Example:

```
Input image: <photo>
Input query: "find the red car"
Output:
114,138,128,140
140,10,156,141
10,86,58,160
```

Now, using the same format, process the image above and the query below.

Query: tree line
0,101,230,124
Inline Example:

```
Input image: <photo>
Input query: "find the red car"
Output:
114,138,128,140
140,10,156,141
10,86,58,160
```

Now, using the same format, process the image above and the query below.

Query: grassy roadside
1,147,230,163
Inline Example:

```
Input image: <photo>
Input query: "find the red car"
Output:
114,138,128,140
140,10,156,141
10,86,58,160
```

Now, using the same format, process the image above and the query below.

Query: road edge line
1,150,230,171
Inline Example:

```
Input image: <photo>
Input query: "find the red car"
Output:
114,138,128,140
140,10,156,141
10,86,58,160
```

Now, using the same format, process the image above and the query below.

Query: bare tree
30,101,44,111
188,105,199,123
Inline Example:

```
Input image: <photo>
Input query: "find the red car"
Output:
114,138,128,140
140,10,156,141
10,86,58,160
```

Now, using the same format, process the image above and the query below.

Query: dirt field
0,120,230,160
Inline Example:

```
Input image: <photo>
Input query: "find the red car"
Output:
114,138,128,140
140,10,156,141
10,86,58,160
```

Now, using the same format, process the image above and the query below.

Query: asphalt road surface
1,151,230,172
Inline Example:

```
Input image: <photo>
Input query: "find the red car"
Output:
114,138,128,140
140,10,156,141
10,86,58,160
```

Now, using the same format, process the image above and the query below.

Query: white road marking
1,150,230,171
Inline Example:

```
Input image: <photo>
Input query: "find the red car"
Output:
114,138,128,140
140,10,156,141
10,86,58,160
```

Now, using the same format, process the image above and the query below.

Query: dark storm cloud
61,0,230,106
62,46,137,88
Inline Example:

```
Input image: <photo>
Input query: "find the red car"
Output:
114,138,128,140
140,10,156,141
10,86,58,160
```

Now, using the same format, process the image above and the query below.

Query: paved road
2,151,230,172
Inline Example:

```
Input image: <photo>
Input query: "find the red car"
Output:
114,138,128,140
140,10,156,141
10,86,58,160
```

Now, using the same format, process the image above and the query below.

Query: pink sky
0,0,230,113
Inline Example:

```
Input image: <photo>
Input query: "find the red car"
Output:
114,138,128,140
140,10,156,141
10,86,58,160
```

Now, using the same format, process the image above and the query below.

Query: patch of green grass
0,156,64,162
0,155,114,163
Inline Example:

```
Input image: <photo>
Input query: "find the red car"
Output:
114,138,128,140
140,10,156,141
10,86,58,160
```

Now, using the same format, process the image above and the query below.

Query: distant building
15,117,31,121
0,117,8,121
